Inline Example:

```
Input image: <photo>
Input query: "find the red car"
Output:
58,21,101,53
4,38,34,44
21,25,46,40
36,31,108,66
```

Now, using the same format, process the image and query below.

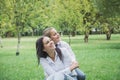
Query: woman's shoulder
40,57,46,62
59,48,69,56
59,47,67,51
40,57,51,65
59,41,68,44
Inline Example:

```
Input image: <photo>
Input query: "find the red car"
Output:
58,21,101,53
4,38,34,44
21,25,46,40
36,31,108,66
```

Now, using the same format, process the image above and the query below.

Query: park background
0,0,120,80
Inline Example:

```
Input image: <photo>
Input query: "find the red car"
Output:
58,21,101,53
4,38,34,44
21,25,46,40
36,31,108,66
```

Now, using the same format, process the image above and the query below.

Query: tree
93,0,120,40
80,0,97,42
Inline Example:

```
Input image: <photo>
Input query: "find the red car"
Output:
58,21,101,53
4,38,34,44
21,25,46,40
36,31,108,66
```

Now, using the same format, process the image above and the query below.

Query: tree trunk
32,28,35,36
68,31,71,45
106,31,111,40
0,37,3,48
84,32,89,43
16,26,21,56
71,31,76,37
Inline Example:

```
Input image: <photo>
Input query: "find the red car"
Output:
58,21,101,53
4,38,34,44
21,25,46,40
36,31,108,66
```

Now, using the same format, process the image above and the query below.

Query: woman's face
43,36,55,52
50,29,61,44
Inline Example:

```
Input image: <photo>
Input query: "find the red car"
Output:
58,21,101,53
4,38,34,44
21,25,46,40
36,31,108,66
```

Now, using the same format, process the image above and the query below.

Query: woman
43,27,86,80
36,36,79,80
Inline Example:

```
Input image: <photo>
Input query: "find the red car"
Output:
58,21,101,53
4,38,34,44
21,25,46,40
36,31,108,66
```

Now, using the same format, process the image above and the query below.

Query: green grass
0,34,120,80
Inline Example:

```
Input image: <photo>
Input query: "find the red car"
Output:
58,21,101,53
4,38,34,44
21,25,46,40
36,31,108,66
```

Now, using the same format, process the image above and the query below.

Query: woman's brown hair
36,36,62,64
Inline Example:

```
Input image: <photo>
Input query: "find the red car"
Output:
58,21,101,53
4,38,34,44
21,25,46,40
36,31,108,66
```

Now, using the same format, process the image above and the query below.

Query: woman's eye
46,41,50,44
46,39,51,44
54,33,57,36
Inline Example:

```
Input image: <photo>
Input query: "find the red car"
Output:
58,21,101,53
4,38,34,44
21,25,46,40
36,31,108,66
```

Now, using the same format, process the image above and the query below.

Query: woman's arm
40,58,72,76
60,48,79,71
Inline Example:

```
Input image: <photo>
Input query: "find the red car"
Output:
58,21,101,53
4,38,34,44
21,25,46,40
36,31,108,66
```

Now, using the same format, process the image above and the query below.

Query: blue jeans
45,73,77,80
64,74,77,80
45,69,85,80
75,68,86,80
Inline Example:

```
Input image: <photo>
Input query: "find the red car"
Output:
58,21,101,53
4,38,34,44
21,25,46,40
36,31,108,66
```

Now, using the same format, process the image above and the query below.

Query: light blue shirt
40,48,76,78
57,41,76,61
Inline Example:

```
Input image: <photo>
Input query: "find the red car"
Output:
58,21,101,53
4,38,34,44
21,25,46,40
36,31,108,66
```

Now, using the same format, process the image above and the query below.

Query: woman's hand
70,61,79,71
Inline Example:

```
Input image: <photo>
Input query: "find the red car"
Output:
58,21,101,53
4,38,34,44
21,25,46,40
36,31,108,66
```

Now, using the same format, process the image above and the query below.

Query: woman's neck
47,50,55,61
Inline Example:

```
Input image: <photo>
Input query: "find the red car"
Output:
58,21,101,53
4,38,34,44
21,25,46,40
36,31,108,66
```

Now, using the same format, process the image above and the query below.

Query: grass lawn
0,34,120,80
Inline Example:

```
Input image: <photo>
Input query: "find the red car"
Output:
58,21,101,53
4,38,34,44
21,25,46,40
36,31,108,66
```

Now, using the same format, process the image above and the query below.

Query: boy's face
50,29,61,44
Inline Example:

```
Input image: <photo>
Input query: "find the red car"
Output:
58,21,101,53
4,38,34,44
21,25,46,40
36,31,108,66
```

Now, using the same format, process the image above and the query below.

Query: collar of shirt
56,41,62,47
46,51,58,64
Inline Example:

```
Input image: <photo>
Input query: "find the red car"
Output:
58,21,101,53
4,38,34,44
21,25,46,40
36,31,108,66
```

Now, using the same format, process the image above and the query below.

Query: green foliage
0,0,120,37
94,0,120,18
